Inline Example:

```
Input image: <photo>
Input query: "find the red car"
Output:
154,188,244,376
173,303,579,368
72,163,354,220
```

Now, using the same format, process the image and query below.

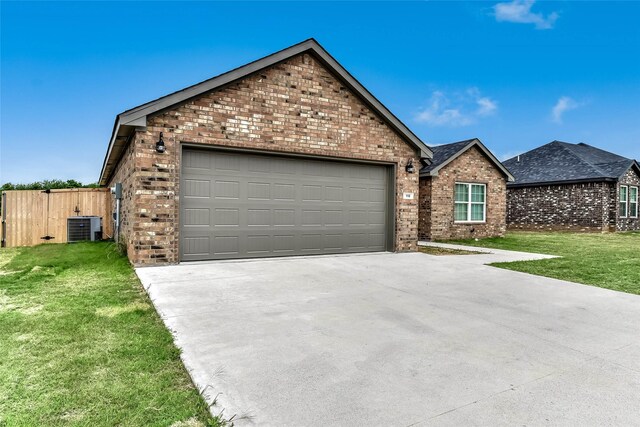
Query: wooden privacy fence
1,188,113,248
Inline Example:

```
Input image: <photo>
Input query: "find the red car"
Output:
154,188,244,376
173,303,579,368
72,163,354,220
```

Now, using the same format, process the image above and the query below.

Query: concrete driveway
136,250,640,426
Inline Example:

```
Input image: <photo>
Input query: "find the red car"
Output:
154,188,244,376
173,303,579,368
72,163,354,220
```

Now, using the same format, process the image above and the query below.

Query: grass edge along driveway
0,242,223,427
447,231,640,295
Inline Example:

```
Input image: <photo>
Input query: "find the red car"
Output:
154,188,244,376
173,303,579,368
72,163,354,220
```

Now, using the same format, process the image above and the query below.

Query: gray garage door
180,149,391,261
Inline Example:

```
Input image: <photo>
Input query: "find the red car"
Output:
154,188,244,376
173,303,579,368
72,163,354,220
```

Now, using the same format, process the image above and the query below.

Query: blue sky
2,1,639,184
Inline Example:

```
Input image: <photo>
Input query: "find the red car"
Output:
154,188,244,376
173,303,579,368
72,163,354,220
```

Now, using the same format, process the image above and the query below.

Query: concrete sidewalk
137,252,640,426
418,240,559,264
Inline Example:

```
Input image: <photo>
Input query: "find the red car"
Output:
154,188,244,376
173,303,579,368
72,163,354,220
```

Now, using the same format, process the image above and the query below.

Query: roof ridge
429,139,475,150
422,138,514,181
100,38,433,184
555,141,609,177
119,38,319,117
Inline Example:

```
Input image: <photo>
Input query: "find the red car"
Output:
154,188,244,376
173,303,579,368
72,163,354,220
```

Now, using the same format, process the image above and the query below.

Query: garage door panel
247,209,271,226
302,185,323,201
273,235,295,253
348,210,368,226
325,210,343,226
369,233,386,248
273,183,295,200
183,179,211,198
183,150,211,171
181,149,390,261
212,235,239,255
182,235,210,256
301,210,323,226
348,233,368,249
272,158,296,175
213,152,242,171
246,235,271,254
247,182,270,200
348,164,371,180
274,209,296,226
323,234,343,250
325,186,344,202
184,208,210,226
369,211,386,225
370,188,386,202
214,180,240,199
213,208,239,226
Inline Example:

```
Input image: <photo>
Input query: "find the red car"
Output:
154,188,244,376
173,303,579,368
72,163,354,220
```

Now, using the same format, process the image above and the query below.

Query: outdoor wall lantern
155,132,166,153
405,159,415,174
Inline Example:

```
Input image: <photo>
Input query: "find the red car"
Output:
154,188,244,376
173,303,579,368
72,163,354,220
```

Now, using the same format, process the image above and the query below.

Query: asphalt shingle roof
420,139,476,174
503,141,637,186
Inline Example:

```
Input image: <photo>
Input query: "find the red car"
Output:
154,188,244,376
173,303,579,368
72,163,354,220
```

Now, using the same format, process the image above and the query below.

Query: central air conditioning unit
67,216,103,242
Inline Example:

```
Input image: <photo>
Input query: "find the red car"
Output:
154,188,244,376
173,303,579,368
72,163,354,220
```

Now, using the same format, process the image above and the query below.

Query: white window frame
620,185,628,218
630,186,638,218
454,182,487,223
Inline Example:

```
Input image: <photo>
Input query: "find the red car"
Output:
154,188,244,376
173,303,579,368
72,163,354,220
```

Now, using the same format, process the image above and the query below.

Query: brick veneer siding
107,136,137,255
506,181,615,232
418,145,507,240
617,167,640,231
418,178,432,240
108,53,420,265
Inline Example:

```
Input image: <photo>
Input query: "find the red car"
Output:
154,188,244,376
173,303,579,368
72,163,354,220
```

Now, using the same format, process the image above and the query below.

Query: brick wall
506,181,614,231
110,53,420,265
617,167,640,231
419,145,507,240
418,178,432,240
107,135,137,255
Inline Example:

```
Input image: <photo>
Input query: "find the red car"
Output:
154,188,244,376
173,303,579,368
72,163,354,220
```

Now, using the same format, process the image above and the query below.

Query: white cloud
552,96,580,124
476,97,498,116
493,0,559,30
415,88,498,127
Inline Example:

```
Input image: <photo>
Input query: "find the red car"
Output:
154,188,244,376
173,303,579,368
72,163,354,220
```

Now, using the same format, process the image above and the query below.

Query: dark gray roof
420,138,514,181
503,141,640,187
99,38,432,185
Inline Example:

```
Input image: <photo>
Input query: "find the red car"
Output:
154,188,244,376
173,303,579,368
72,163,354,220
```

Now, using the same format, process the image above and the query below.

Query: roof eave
507,177,617,188
98,116,141,186
419,139,514,181
99,39,433,184
620,160,640,179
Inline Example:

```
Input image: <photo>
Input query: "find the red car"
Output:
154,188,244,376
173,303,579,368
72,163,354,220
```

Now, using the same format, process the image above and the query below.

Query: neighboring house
419,138,514,240
503,141,640,232
99,39,434,265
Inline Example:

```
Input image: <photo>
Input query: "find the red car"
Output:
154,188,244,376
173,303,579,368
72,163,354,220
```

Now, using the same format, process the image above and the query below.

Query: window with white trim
454,183,486,222
619,185,628,218
630,186,638,218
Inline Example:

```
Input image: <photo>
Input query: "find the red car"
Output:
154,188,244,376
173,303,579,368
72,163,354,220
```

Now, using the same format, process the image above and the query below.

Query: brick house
503,141,640,232
99,39,436,265
418,139,514,240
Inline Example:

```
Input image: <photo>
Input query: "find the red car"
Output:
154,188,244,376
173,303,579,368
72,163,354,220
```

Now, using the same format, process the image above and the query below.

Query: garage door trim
179,143,397,261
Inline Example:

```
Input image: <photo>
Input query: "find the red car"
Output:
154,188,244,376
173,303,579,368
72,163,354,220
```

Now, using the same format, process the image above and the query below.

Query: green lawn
0,242,222,426
447,231,640,295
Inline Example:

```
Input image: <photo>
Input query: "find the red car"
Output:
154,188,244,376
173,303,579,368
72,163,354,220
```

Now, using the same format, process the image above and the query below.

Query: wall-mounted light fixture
155,132,166,153
405,159,415,174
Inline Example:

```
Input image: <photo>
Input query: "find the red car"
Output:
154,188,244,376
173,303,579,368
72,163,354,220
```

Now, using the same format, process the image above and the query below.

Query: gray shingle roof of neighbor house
420,138,515,181
98,38,433,185
503,140,640,187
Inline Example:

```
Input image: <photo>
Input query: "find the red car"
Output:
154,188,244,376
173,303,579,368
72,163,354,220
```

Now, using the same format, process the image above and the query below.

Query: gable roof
503,141,640,187
420,138,514,181
99,38,432,185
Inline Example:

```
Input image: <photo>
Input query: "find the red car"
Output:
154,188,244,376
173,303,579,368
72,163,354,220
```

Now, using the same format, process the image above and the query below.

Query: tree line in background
1,179,100,192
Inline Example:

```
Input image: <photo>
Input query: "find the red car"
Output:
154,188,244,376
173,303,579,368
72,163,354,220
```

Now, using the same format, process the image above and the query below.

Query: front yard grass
448,231,640,295
0,242,221,426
